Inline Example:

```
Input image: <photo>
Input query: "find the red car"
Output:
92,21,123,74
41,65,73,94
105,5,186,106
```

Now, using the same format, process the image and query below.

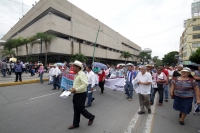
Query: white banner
104,78,125,91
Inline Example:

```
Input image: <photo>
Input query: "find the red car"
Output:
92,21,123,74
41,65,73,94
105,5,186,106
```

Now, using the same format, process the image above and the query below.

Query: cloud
0,0,194,59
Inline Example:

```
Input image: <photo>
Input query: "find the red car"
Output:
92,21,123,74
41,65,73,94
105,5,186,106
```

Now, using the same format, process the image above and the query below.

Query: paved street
0,83,199,133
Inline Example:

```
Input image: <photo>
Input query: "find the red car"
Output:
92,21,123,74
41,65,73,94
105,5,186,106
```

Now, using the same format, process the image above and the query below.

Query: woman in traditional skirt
170,67,200,125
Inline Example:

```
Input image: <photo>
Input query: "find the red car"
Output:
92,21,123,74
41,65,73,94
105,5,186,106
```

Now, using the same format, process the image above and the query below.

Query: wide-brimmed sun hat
72,60,84,70
181,67,191,73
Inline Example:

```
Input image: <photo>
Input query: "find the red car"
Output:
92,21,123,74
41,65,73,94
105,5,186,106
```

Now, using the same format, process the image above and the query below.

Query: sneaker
128,98,132,101
158,103,162,106
165,99,168,102
138,111,145,114
126,97,129,99
148,109,151,114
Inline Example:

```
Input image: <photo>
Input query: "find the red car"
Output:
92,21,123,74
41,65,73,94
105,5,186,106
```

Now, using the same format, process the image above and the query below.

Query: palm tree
19,37,31,61
152,56,158,64
138,51,151,65
70,54,87,63
34,32,56,65
2,49,16,58
120,51,133,64
4,39,14,51
12,38,23,56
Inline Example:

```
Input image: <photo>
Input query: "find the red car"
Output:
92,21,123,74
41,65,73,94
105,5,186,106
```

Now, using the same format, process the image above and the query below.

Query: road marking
28,92,61,100
143,94,158,133
124,94,158,133
124,108,140,133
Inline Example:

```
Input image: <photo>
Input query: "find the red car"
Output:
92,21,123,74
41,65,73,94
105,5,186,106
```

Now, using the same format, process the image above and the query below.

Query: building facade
179,0,200,65
1,0,141,64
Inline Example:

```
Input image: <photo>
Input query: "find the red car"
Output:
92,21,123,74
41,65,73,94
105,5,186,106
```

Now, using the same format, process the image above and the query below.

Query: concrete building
1,0,141,64
179,0,200,65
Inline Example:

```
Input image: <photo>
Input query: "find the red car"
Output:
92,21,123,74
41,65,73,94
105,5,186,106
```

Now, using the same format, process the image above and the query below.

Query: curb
0,78,49,87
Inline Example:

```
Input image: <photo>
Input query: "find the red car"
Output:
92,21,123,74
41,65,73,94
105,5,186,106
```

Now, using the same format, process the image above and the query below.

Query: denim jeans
53,76,60,89
2,69,6,76
150,87,164,104
194,84,200,112
125,81,133,99
87,84,93,106
163,84,169,99
40,72,43,83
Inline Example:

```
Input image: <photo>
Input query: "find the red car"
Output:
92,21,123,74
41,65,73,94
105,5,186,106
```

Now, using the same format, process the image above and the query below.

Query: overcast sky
0,0,193,59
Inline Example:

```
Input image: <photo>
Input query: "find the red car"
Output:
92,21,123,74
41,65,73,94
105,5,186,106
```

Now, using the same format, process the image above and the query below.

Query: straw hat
72,60,84,70
40,63,43,66
181,67,191,73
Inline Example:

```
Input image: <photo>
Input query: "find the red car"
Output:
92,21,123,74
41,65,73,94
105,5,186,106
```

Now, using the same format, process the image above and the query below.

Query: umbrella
126,63,134,66
93,62,108,69
184,64,200,70
117,63,126,66
54,63,64,66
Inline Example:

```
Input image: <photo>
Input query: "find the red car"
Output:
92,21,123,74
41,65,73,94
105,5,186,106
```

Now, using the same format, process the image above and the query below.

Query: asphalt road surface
0,83,199,133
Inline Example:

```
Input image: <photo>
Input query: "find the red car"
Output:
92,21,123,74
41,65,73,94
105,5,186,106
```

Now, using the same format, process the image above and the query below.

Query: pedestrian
29,62,35,76
7,61,11,75
38,63,44,84
14,60,23,82
1,60,7,77
170,67,200,125
52,65,61,90
98,68,106,94
135,66,152,114
193,66,200,114
22,63,26,73
150,68,167,106
125,65,135,101
10,61,15,73
168,66,174,87
85,65,96,108
48,65,54,85
68,60,95,130
160,65,169,102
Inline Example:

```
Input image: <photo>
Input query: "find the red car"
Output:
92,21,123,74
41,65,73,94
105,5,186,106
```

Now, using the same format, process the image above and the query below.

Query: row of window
193,34,200,39
192,43,200,48
193,26,200,31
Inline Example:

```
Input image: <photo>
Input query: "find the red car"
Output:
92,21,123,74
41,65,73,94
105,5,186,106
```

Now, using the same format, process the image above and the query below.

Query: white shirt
135,72,152,95
86,70,96,88
95,74,99,85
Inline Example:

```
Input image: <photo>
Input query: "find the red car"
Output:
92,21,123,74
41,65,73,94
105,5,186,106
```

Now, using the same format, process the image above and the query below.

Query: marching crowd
1,59,200,129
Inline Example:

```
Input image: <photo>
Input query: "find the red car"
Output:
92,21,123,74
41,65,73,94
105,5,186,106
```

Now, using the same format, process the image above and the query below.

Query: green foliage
189,47,200,64
152,56,158,63
162,51,179,66
138,51,151,64
34,32,56,65
120,51,133,63
155,59,163,66
2,49,16,58
70,54,87,63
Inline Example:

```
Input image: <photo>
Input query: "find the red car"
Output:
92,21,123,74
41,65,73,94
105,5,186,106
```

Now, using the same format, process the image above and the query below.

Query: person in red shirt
98,69,106,94
160,66,169,102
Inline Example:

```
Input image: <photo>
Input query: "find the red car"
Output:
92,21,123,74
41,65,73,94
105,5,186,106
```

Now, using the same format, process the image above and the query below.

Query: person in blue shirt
14,60,23,82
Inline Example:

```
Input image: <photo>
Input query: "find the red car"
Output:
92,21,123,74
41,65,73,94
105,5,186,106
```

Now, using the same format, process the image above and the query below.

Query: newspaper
132,79,140,93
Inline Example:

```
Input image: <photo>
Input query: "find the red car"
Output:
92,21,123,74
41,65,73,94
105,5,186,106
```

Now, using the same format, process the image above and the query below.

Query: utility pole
92,25,101,63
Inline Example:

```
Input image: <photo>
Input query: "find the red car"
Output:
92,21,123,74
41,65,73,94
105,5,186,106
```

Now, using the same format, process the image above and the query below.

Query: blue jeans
125,81,133,99
53,76,60,89
163,84,169,99
194,85,200,112
150,87,164,104
40,72,43,83
87,84,93,106
2,69,6,76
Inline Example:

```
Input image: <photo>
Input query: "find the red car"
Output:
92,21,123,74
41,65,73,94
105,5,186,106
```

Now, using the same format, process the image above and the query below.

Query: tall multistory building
179,0,200,65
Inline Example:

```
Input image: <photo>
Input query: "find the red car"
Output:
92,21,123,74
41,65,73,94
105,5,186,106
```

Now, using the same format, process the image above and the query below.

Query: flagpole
92,25,101,63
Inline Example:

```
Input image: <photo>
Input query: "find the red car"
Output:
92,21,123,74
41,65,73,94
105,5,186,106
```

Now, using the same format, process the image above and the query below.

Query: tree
189,47,200,64
12,38,23,56
2,49,16,58
162,51,179,66
4,39,14,51
34,32,56,65
120,51,133,64
152,56,158,64
155,59,163,66
70,54,87,63
138,51,151,64
19,37,31,61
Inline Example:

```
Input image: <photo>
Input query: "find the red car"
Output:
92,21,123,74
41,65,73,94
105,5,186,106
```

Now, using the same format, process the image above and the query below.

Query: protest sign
61,73,75,91
104,78,125,91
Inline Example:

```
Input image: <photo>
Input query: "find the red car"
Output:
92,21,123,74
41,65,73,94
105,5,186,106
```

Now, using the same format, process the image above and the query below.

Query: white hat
181,67,191,73
178,64,183,68
72,60,84,70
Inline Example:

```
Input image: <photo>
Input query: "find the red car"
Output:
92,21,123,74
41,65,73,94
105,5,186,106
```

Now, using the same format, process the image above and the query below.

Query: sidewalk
0,72,49,87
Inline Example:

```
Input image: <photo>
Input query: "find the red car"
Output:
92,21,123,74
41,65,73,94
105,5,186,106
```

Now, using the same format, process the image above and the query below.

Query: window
193,26,200,31
193,34,200,39
192,43,200,48
183,52,187,57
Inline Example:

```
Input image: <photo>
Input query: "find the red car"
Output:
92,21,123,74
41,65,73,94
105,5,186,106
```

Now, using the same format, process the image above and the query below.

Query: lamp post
92,26,101,63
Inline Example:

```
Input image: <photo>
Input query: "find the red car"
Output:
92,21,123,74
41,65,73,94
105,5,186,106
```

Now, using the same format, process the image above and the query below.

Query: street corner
0,78,49,87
